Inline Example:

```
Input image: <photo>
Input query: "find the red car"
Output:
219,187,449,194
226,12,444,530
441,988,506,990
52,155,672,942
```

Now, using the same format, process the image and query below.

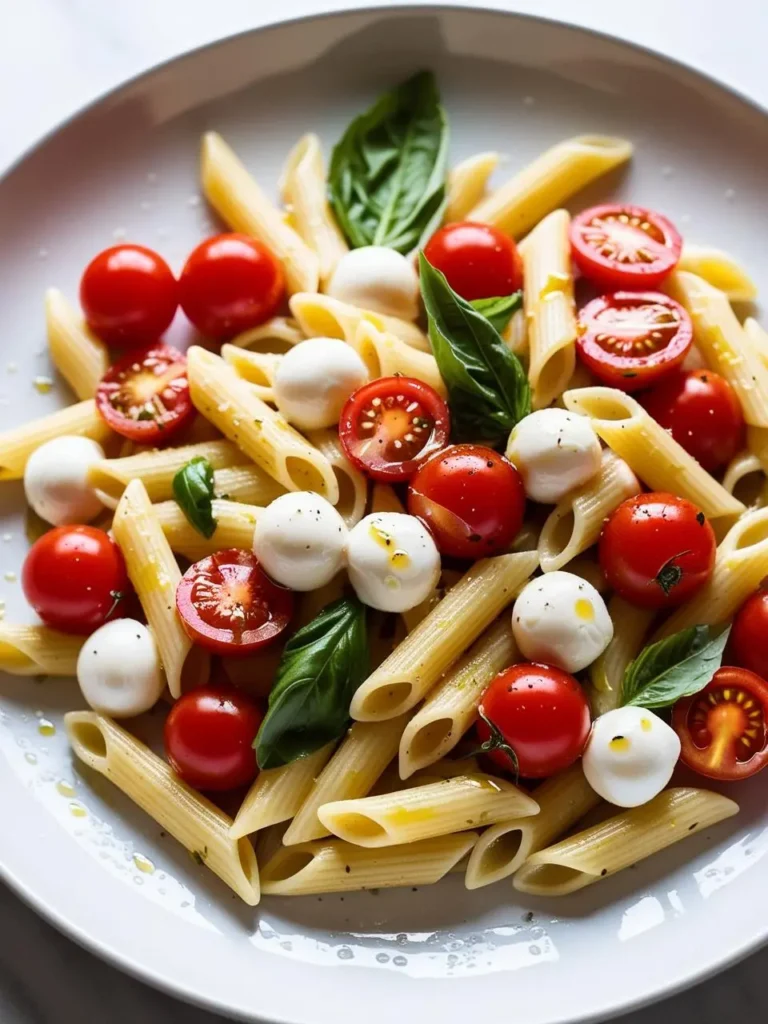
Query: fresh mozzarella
326,246,420,321
512,570,613,673
23,435,105,526
273,337,368,430
77,619,164,718
506,408,602,504
583,706,681,807
253,491,348,591
346,512,440,613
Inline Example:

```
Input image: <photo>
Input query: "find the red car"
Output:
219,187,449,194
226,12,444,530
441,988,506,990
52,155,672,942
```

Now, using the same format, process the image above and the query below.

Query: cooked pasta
305,426,367,527
745,317,768,369
351,320,446,397
445,151,500,222
289,292,429,352
0,399,111,481
221,344,280,402
155,499,261,560
45,288,108,400
231,317,304,353
676,245,757,302
723,451,768,510
587,596,655,716
212,464,287,505
0,623,84,676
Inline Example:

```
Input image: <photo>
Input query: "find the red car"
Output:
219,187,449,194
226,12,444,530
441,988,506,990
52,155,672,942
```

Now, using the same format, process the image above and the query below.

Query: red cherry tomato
408,445,525,559
339,376,450,482
570,204,682,290
95,343,194,444
176,549,293,656
423,222,523,301
476,663,591,779
576,292,692,391
178,234,285,340
164,685,263,791
599,492,716,609
730,589,768,679
22,525,129,634
673,667,768,781
80,244,177,348
642,369,745,472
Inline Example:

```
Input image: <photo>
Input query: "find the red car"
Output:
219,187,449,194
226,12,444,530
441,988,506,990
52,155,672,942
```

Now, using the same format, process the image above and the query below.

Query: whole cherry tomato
423,222,523,301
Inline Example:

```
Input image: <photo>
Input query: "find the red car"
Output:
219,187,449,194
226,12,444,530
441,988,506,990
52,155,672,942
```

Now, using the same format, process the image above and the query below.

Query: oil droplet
392,955,408,967
575,598,594,621
69,801,87,818
376,952,390,964
133,852,155,874
56,780,75,797
24,751,37,765
387,805,435,827
337,947,354,961
33,376,54,394
641,718,653,732
38,719,56,736
390,549,411,570
539,272,570,300
609,735,630,752
4,570,17,582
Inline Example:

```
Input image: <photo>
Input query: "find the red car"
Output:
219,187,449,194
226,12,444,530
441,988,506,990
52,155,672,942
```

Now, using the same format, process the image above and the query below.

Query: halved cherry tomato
577,292,692,391
642,369,745,472
599,493,716,609
176,549,293,656
408,444,525,559
673,667,768,781
80,244,178,348
423,222,523,301
570,204,682,290
95,343,194,443
164,685,263,791
476,663,591,778
730,589,768,680
339,376,450,482
178,234,285,340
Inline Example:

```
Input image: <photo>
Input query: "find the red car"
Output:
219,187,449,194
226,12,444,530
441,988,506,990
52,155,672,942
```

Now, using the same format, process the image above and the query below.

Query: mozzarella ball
512,571,613,673
346,512,440,613
23,435,105,526
327,246,420,321
273,338,368,430
253,491,348,591
506,408,602,504
77,619,164,718
583,706,681,807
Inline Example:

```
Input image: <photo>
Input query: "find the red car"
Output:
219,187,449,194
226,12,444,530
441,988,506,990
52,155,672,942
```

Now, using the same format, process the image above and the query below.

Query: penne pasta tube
351,321,446,397
722,450,768,511
676,245,757,302
587,595,655,716
213,464,286,506
221,344,280,402
155,499,261,560
445,151,500,222
289,292,429,352
0,399,111,481
305,427,367,528
45,288,108,400
0,623,84,676
745,318,768,370
230,316,304,353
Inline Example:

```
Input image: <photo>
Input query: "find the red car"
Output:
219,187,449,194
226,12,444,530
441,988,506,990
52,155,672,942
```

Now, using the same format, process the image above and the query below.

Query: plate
1,7,768,1024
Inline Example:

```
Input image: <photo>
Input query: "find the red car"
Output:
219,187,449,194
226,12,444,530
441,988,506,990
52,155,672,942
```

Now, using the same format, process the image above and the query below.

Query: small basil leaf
470,292,522,334
255,596,369,769
172,456,217,539
621,624,731,710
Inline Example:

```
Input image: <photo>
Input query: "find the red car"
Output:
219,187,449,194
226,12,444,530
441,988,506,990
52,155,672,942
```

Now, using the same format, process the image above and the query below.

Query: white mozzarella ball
583,706,681,807
273,338,368,430
327,246,420,321
253,491,348,591
23,435,105,526
512,571,613,673
346,512,440,613
77,619,164,718
506,408,602,504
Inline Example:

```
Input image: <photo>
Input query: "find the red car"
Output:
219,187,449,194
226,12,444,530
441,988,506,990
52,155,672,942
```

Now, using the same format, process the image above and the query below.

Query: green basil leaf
621,624,731,710
255,596,368,769
328,71,449,254
470,292,522,334
419,253,531,447
172,456,217,539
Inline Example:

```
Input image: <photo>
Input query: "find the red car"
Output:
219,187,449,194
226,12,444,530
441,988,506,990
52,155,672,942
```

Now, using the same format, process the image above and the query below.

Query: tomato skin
599,493,716,609
22,525,129,634
80,244,178,348
476,663,591,779
179,234,285,340
730,590,768,679
570,204,682,290
164,686,263,791
673,667,768,781
408,445,525,559
642,369,745,472
423,222,523,301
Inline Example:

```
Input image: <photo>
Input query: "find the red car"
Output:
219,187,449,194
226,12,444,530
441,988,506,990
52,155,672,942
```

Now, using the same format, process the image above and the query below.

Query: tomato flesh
423,221,523,301
570,204,682,290
730,589,768,680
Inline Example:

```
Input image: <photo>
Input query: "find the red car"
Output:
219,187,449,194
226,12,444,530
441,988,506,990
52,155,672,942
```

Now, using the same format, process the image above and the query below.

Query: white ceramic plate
2,7,768,1024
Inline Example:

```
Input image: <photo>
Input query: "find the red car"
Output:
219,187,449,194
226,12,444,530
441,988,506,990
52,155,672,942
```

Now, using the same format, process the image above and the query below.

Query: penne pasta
155,499,261,560
351,320,446,397
0,399,111,481
722,450,768,511
221,344,280,403
289,292,429,352
213,464,286,506
305,427,367,528
676,245,757,302
0,623,84,676
445,151,500,222
745,317,768,370
230,316,304,353
45,288,108,400
587,595,655,716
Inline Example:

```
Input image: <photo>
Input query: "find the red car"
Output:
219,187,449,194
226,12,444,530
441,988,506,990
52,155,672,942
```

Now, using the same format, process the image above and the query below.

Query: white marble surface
1,0,768,1021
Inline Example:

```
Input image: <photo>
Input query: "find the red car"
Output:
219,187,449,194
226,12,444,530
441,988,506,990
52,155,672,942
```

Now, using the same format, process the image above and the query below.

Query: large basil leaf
419,253,531,447
255,596,368,769
172,456,216,539
328,71,449,254
621,624,731,710
471,292,522,335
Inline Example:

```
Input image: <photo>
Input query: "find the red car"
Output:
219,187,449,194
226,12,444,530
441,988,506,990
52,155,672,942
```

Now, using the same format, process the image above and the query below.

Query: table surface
1,0,767,1021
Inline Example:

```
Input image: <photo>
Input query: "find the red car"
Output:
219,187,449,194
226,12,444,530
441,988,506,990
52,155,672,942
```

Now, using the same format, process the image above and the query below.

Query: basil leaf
255,596,368,769
621,624,731,710
172,456,217,539
419,253,531,447
328,71,449,254
470,292,522,334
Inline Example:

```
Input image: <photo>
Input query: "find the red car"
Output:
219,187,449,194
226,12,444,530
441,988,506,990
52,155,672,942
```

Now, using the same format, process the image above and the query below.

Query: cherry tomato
599,492,716,609
673,667,768,781
642,369,745,472
339,376,450,482
570,204,682,290
164,685,263,791
730,589,768,680
408,445,525,559
576,292,692,391
476,663,591,778
22,525,129,634
176,549,293,656
95,343,194,443
423,222,523,301
80,244,177,348
178,234,285,340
